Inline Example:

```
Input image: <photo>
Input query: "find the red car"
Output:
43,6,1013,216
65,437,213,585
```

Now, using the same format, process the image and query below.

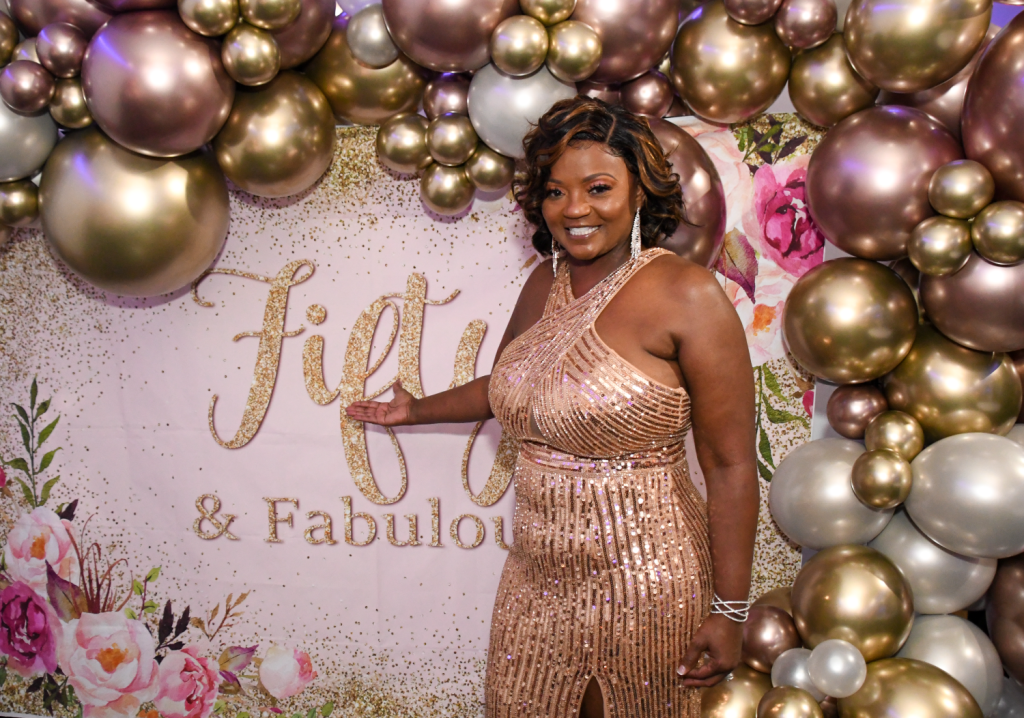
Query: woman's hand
677,614,744,688
345,382,417,426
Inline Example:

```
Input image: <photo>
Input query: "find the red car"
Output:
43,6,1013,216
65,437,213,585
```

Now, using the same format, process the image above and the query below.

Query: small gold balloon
907,215,972,276
928,159,995,219
12,39,40,64
48,77,92,129
0,179,38,227
178,0,240,37
222,22,281,86
239,0,299,30
546,20,602,83
788,34,878,128
701,664,774,718
837,658,983,718
864,410,925,461
421,163,475,216
490,15,548,78
972,200,1024,265
851,448,912,510
376,113,432,174
753,586,793,616
758,686,825,718
792,545,914,662
0,12,18,66
465,144,514,192
521,0,575,25
426,113,478,167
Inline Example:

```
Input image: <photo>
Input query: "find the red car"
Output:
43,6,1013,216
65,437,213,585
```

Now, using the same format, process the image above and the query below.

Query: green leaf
30,378,37,410
35,398,50,418
39,476,60,505
308,709,316,718
12,403,29,426
292,713,303,718
4,457,29,474
0,664,6,688
761,364,788,402
132,579,144,595
321,701,334,717
38,416,60,447
13,476,35,507
757,459,774,482
213,699,226,714
146,566,161,583
143,600,157,614
125,607,137,619
39,447,61,473
18,420,30,455
758,428,775,469
238,713,250,718
764,401,810,428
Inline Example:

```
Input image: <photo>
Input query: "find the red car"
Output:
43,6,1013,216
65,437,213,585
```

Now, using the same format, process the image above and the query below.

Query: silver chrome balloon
0,99,57,182
772,648,826,702
346,3,399,69
806,639,867,699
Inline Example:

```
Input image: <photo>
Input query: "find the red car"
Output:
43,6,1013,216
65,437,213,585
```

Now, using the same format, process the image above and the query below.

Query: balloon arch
4,0,1024,714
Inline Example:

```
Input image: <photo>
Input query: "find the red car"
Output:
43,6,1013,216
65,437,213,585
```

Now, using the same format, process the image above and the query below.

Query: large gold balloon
791,545,914,662
928,159,994,219
753,586,793,616
490,15,548,78
843,0,991,94
837,658,983,718
39,128,229,297
864,410,924,461
826,384,888,440
907,216,971,276
0,180,38,227
546,20,602,83
375,113,431,174
782,258,918,384
305,14,427,126
465,144,514,192
1,61,55,115
788,34,878,128
420,163,474,216
0,12,16,66
972,201,1024,266
49,77,92,129
222,22,281,86
883,324,1022,441
521,0,575,25
670,1,790,124
758,686,825,718
851,448,912,510
743,605,801,673
271,0,333,68
239,0,299,31
178,0,239,36
702,664,774,718
214,72,334,198
986,553,1024,684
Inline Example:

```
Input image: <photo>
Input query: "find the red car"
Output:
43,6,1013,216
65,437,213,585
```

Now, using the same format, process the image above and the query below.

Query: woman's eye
590,184,612,194
545,188,563,198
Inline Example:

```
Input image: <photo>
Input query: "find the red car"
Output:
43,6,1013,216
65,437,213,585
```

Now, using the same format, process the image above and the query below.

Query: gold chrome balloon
724,0,783,26
12,39,40,64
851,448,912,509
702,664,774,718
753,586,793,616
490,15,548,77
521,0,575,25
305,14,427,125
928,159,994,219
1,60,55,114
792,545,914,662
826,384,889,440
0,180,38,227
758,686,825,718
670,1,791,124
221,22,280,86
743,605,801,673
465,144,514,192
0,12,16,66
36,22,87,78
239,0,298,30
375,113,431,174
178,0,239,36
426,113,477,167
884,325,1021,441
864,410,925,461
546,20,602,83
843,0,991,94
972,201,1024,265
49,77,92,128
39,128,229,297
213,72,334,197
907,216,972,276
421,163,474,216
788,34,878,128
837,658,983,718
782,258,918,384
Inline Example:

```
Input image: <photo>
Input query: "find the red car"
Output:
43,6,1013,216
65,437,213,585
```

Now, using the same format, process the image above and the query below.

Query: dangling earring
552,235,559,276
630,209,641,260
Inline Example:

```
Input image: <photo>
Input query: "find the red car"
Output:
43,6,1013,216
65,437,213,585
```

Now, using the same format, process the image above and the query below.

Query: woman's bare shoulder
644,252,727,307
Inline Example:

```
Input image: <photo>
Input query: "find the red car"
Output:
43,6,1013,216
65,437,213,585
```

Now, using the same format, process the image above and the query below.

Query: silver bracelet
711,593,751,623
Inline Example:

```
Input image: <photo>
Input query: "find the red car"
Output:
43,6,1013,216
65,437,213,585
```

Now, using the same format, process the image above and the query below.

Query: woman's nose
563,191,590,218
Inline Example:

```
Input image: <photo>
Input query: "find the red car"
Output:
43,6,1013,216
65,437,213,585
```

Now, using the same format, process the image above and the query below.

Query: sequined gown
485,248,713,718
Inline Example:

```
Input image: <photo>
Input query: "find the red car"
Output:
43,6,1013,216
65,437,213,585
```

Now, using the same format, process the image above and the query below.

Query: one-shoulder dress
485,248,713,718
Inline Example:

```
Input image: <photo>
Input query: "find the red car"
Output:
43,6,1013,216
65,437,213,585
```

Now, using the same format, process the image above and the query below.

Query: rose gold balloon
9,0,111,37
987,553,1024,684
789,34,878,128
1,61,55,114
743,605,802,673
827,384,888,439
272,0,333,68
725,0,783,25
571,0,680,84
774,0,836,49
806,106,962,260
577,80,621,106
380,0,518,72
423,74,470,119
620,71,673,118
81,11,235,158
753,586,793,616
94,0,172,11
0,12,17,66
649,117,727,268
12,39,39,64
36,23,87,79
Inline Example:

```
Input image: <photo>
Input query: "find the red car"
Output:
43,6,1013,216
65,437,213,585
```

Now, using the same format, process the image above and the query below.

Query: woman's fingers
346,401,387,422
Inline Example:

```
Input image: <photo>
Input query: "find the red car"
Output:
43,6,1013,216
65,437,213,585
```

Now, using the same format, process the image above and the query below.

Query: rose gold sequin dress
486,248,712,718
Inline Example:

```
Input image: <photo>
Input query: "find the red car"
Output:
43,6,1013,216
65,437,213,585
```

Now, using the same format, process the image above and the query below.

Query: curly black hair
514,96,685,256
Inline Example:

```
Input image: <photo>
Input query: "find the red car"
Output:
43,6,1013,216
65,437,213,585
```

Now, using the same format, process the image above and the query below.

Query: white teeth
566,227,598,237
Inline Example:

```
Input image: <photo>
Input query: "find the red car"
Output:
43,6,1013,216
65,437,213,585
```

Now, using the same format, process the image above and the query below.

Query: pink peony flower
4,506,79,597
0,581,62,677
802,390,815,416
58,612,159,718
154,647,222,718
0,465,7,489
676,117,754,234
259,645,316,700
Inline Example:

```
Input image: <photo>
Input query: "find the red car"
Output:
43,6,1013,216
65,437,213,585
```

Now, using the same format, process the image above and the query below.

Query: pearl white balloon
346,4,398,68
337,0,377,13
772,648,827,701
868,510,996,614
908,433,1024,558
896,615,1003,716
807,639,867,699
993,677,1024,718
467,63,576,159
768,438,893,549
0,99,58,182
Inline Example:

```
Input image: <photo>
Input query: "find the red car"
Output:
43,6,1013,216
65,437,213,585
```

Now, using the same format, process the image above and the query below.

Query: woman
347,97,758,718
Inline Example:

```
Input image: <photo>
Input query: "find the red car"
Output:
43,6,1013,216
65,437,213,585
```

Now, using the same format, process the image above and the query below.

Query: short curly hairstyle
514,96,685,257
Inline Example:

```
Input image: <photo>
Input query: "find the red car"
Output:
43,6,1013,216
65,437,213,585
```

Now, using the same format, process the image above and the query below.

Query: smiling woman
346,96,758,718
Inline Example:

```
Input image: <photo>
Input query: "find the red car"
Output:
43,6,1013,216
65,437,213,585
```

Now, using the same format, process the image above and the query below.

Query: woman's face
542,142,641,262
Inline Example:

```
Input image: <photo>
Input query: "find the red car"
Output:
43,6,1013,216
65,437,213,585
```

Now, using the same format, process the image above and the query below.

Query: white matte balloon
346,4,399,68
0,99,58,182
868,510,996,614
768,438,893,549
908,433,1024,558
807,639,867,699
772,648,827,702
993,677,1024,718
467,63,576,159
896,615,1003,716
